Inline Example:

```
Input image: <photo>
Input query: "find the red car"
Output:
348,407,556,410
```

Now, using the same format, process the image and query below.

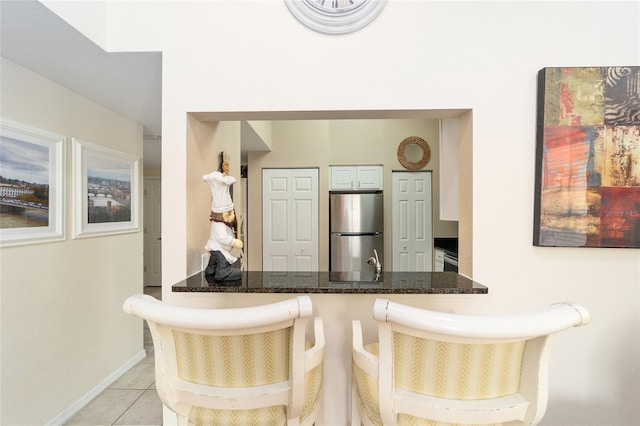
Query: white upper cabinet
330,165,382,191
330,166,356,190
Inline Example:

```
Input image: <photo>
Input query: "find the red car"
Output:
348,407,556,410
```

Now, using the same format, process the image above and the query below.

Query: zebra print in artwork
604,66,640,125
606,67,634,87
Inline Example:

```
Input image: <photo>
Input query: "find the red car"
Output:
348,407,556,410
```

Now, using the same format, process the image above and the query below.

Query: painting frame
72,138,140,239
0,118,66,247
534,66,640,248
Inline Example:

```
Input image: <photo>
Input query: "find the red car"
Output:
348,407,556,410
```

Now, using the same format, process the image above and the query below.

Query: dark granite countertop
172,271,488,294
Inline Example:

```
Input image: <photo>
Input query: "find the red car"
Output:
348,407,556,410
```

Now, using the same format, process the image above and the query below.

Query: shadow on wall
544,398,638,426
544,317,639,426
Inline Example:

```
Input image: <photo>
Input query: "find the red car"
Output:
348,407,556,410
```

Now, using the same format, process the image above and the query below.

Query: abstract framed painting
72,139,140,238
0,118,66,247
534,66,640,248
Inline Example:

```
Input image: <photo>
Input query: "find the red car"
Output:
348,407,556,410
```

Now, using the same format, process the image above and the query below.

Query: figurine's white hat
212,185,234,213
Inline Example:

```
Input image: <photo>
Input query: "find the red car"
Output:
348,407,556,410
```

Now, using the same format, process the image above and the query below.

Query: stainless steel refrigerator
330,191,383,281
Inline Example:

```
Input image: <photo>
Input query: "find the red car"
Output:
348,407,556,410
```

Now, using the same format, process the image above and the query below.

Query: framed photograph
534,66,640,248
72,139,140,238
0,118,66,247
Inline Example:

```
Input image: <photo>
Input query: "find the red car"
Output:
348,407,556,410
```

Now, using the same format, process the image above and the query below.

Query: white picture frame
0,118,66,247
72,138,140,238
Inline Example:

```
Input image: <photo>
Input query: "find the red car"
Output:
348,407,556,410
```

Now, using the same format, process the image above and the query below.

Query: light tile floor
65,287,164,426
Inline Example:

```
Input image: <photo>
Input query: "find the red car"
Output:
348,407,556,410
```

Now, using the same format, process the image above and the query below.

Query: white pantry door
392,171,433,271
144,177,162,285
262,168,319,271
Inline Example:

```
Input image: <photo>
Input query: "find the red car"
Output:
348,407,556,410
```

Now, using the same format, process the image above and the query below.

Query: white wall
0,58,144,425
44,1,640,424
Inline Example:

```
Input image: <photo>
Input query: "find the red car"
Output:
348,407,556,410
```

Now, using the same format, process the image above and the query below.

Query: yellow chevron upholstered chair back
351,299,590,426
123,294,324,426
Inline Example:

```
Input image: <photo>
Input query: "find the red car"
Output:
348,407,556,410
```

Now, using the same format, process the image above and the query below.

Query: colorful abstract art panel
534,67,640,248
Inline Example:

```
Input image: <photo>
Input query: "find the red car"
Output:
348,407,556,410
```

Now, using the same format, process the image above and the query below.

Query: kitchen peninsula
170,271,487,425
172,270,487,294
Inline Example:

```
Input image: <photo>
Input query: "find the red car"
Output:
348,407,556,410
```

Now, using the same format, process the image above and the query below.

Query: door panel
294,199,312,241
263,169,318,271
294,254,313,271
415,200,426,239
269,255,288,271
392,172,433,272
269,199,288,241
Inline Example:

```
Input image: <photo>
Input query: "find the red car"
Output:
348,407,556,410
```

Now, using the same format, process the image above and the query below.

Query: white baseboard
45,349,147,426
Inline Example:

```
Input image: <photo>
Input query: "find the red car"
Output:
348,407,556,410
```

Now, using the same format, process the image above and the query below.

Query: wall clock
284,0,386,35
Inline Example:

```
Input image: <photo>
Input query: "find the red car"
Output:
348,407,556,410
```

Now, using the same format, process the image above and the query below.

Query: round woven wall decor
397,136,431,170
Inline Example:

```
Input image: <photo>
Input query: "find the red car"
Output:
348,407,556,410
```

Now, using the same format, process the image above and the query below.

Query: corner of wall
458,111,473,277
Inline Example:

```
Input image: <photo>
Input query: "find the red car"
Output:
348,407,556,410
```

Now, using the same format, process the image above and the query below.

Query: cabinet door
330,166,356,190
263,169,319,271
392,171,433,271
356,166,382,190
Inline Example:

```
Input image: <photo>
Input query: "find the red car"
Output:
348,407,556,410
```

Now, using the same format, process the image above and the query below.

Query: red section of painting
542,126,590,189
599,186,640,247
560,82,582,126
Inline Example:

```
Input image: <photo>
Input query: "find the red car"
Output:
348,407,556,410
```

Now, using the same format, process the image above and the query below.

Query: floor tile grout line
110,390,147,426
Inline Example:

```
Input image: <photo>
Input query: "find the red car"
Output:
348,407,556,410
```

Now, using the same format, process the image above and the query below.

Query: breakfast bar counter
169,271,487,425
172,271,488,294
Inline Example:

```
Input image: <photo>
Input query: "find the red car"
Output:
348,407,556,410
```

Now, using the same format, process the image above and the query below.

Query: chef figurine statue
203,151,243,281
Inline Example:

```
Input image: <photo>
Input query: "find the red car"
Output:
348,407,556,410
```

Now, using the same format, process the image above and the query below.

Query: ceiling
0,0,163,169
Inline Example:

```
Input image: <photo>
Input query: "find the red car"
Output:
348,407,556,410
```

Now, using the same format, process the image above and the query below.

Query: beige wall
143,166,161,176
0,58,144,425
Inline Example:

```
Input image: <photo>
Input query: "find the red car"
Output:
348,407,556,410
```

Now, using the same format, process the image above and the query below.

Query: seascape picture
85,148,132,224
0,135,50,229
